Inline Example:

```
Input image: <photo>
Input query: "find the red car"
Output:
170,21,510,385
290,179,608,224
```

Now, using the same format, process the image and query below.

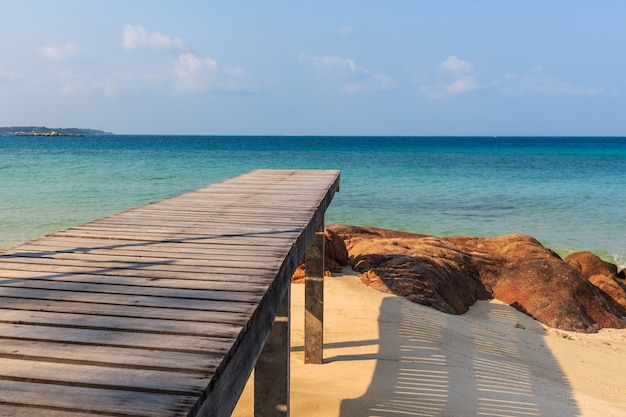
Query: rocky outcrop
347,233,489,314
564,251,621,279
292,228,349,282
565,251,626,316
328,225,626,333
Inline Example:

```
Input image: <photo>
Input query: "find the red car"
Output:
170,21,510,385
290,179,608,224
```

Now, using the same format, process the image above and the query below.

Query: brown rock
291,227,350,282
564,251,626,314
587,275,626,316
349,235,488,314
328,225,626,333
324,228,349,273
486,257,625,332
564,251,619,278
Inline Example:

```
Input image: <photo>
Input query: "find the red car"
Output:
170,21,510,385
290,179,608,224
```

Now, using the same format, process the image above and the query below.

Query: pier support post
305,222,325,364
254,286,290,416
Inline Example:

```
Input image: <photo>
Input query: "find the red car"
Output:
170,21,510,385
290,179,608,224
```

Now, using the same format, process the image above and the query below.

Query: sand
232,268,626,416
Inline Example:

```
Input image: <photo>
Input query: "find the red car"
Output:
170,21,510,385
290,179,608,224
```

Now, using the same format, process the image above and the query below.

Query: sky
1,1,625,136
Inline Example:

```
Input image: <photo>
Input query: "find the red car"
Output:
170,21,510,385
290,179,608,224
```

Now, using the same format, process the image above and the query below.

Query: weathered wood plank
0,258,278,279
0,309,243,338
0,277,268,300
1,251,284,271
0,287,259,313
0,263,274,282
4,236,288,260
0,269,269,290
0,297,250,324
49,230,302,246
0,323,234,354
0,339,220,373
0,357,209,396
0,380,197,417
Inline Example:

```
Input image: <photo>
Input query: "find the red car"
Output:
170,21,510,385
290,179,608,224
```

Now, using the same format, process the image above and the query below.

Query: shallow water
2,135,625,267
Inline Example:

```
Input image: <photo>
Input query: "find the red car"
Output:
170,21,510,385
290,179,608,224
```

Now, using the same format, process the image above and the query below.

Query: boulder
328,225,626,333
564,251,626,315
564,251,620,278
587,275,626,316
349,236,488,314
291,228,350,282
324,228,349,272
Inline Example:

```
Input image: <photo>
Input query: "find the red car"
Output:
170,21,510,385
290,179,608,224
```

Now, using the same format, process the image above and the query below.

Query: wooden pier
0,169,340,417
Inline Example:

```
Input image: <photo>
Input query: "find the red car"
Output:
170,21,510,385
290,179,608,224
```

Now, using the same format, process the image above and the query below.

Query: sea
1,135,625,268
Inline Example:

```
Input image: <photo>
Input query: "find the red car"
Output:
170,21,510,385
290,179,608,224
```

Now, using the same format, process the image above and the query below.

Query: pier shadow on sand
339,297,580,417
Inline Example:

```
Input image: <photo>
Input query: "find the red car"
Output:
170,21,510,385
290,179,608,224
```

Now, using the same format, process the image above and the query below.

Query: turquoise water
1,135,625,268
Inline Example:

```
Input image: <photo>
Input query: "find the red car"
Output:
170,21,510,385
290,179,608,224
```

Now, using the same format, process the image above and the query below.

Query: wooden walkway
0,169,340,417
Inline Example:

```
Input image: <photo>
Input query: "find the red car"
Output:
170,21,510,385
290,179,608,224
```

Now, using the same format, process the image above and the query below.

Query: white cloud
122,24,184,50
419,55,481,99
171,53,249,93
440,55,473,73
298,53,394,93
500,72,606,96
37,43,79,61
447,76,480,94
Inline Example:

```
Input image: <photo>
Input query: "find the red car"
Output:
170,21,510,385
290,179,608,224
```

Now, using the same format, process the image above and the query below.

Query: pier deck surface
0,169,340,416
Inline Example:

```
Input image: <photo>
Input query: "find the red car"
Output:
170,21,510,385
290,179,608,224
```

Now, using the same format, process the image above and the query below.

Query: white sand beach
233,268,626,417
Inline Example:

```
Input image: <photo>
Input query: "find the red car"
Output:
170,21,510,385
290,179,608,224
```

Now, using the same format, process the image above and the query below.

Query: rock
564,251,626,315
291,227,350,283
324,228,349,272
349,236,488,314
587,275,626,316
484,257,625,332
328,225,626,333
564,251,619,278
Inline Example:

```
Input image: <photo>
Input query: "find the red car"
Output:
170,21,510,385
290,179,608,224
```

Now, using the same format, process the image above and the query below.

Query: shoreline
233,269,626,416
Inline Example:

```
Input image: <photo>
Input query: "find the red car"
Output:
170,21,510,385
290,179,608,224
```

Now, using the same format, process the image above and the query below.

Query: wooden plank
1,251,285,271
50,230,302,246
0,287,258,313
0,357,208,396
0,262,275,282
0,309,243,338
0,404,99,417
0,339,219,373
0,258,278,280
0,269,269,291
0,323,233,354
0,277,268,300
0,380,196,417
0,297,250,324
15,236,290,253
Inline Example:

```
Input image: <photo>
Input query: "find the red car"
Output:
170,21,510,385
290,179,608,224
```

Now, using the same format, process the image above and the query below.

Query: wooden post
305,222,325,364
254,286,290,416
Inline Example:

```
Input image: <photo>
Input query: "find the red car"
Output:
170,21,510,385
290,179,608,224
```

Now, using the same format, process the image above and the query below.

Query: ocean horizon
2,135,625,268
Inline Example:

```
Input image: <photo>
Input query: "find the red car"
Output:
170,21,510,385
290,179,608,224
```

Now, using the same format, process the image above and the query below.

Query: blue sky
1,1,624,136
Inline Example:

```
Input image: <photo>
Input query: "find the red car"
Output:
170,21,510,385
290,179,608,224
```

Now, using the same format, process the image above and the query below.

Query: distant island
0,126,112,137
